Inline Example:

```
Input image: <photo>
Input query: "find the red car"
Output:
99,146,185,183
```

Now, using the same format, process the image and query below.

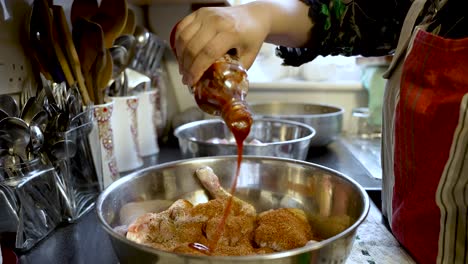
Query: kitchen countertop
14,138,407,264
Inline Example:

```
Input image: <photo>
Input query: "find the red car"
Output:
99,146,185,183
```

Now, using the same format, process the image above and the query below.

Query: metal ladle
134,26,150,49
114,34,136,67
110,45,128,78
109,46,130,96
131,26,150,71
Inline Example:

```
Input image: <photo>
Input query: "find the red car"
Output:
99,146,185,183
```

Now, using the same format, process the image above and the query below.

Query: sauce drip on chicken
126,167,317,256
191,53,253,253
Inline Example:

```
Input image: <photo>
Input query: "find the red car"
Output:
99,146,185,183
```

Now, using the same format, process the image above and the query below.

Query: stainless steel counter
14,138,392,264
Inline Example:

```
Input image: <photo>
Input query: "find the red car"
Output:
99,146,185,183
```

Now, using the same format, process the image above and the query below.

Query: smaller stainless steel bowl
174,118,316,160
249,102,344,147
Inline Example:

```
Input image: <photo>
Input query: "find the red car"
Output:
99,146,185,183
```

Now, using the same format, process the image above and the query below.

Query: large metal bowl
96,156,369,264
174,118,316,160
249,102,344,147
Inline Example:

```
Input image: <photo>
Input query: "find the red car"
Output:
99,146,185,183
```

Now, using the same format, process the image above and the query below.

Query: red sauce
170,26,252,254
209,133,246,252
193,55,252,253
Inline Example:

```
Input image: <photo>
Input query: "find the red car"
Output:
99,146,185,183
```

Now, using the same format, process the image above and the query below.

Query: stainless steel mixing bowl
174,118,316,160
96,156,369,264
249,102,344,147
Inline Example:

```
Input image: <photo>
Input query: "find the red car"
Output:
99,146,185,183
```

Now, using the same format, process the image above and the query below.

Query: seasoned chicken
126,199,207,251
127,166,257,255
254,208,314,251
194,167,257,255
126,166,317,256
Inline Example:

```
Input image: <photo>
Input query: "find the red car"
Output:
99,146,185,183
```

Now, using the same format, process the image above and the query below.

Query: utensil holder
91,102,119,189
51,110,102,223
150,68,169,138
108,95,143,172
0,159,62,251
136,90,160,157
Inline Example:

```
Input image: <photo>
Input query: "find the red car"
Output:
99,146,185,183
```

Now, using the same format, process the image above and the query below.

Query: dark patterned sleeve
276,0,413,66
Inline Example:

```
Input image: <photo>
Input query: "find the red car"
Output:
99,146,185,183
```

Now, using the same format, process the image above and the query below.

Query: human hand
170,3,270,87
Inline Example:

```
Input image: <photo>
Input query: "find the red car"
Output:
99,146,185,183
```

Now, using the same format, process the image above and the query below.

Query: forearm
244,0,313,47
273,0,415,66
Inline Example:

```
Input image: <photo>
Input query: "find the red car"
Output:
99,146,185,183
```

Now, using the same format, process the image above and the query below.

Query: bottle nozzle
221,101,253,143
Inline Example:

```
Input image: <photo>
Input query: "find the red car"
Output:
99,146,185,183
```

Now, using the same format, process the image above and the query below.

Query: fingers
181,23,218,81
175,22,201,73
173,6,264,87
173,13,198,62
184,32,236,86
170,13,194,54
173,7,237,86
172,11,195,48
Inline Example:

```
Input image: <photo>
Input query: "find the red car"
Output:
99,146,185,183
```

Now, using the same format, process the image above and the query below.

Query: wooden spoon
37,0,75,87
24,6,53,81
30,0,69,84
70,0,99,26
96,49,113,104
52,5,91,106
73,17,105,104
92,0,128,48
121,8,136,35
91,47,107,105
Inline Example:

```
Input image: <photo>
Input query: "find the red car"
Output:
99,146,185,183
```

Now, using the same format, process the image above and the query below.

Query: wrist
243,1,273,41
247,0,313,47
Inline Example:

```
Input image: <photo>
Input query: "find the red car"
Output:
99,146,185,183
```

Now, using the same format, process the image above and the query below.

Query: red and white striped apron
382,0,468,263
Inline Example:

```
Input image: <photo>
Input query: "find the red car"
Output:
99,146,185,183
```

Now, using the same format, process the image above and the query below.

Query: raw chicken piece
126,199,207,251
195,166,256,217
126,166,316,256
193,166,257,254
119,200,174,226
254,208,314,251
126,166,257,255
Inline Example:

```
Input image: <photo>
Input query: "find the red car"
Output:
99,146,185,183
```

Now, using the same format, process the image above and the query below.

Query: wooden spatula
121,8,136,35
95,49,113,104
92,0,128,48
52,5,91,105
70,0,99,26
73,17,105,104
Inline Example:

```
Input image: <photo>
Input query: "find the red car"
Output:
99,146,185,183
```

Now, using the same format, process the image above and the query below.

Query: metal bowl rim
96,156,370,261
173,118,317,147
249,102,345,118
